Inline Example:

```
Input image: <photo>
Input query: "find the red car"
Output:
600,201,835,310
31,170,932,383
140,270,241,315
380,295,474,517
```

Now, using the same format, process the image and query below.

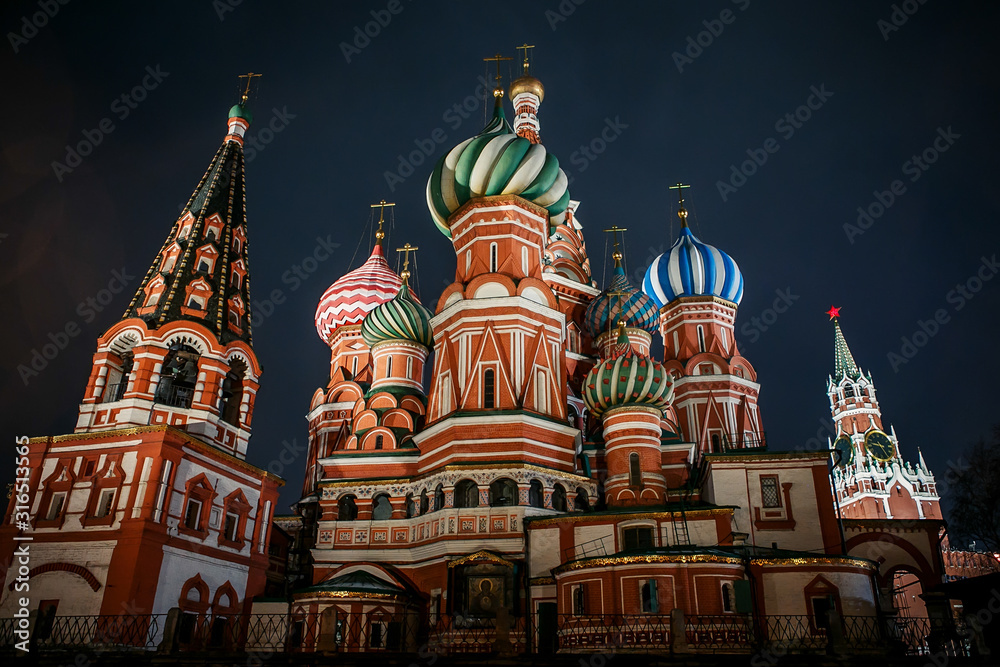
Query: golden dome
510,74,544,103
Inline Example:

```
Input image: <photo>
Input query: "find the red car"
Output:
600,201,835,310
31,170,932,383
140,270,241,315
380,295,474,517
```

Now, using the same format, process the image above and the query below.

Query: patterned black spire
122,105,254,345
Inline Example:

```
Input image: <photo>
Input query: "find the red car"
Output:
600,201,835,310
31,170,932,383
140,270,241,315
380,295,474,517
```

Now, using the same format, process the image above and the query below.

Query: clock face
865,430,895,461
833,435,854,467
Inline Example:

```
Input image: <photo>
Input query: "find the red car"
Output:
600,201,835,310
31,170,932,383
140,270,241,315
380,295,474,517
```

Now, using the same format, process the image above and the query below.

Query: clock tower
825,308,941,521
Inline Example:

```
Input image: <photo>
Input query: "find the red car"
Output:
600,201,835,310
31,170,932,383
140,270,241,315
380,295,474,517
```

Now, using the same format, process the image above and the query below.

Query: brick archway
7,562,101,591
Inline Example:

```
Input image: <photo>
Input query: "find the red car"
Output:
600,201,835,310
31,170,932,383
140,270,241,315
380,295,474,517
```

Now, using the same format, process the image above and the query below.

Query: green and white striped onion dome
583,332,673,418
426,100,571,238
361,283,434,349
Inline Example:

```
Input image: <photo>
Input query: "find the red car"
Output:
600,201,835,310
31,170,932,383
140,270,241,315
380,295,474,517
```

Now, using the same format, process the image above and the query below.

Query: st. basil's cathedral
2,53,995,646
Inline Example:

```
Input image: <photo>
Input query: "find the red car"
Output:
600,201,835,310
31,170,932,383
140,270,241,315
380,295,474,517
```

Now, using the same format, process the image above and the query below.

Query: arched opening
489,478,517,507
454,480,479,508
405,493,415,518
156,342,200,408
844,385,855,398
420,489,429,515
104,347,134,403
552,484,568,512
434,484,445,511
483,368,496,409
371,494,393,521
490,243,498,272
528,480,543,508
891,569,928,619
575,487,590,512
629,452,642,486
220,358,247,426
697,325,706,353
338,495,358,521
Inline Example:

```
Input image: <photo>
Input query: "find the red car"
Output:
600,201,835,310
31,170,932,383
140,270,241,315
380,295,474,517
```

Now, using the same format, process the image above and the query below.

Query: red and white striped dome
315,244,402,344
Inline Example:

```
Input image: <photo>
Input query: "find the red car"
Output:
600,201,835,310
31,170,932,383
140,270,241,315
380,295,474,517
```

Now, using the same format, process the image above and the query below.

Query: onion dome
510,74,544,103
582,327,673,418
426,99,570,238
585,264,658,338
315,244,402,344
228,103,253,124
361,282,434,348
642,214,744,308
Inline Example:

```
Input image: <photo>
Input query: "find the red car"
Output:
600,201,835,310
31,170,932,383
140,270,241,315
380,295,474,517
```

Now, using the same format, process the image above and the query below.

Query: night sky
2,2,998,518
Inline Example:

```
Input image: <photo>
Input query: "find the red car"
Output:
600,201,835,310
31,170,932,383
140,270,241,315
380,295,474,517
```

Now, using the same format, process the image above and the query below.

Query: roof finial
396,243,419,287
237,72,262,105
370,199,395,246
603,225,628,269
826,305,842,320
669,182,691,228
484,52,513,99
516,43,535,76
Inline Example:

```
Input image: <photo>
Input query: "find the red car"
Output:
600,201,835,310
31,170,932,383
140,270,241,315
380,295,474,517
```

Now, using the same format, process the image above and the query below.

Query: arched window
455,480,479,508
483,368,496,409
104,351,134,403
521,246,529,274
386,357,393,377
434,484,445,511
490,243,498,273
420,489,430,514
338,495,358,521
489,478,517,507
371,494,393,521
697,325,706,353
405,493,415,518
575,488,589,512
528,480,543,508
552,484,567,512
374,434,384,450
629,453,641,487
711,434,721,453
534,370,547,412
844,385,855,398
156,343,199,409
351,356,359,376
220,358,247,426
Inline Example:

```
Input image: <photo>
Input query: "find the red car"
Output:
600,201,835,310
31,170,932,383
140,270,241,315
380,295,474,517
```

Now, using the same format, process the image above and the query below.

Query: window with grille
483,368,495,409
760,476,781,508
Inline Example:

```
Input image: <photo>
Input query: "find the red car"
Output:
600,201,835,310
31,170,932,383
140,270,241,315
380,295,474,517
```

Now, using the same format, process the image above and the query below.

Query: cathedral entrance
448,552,518,623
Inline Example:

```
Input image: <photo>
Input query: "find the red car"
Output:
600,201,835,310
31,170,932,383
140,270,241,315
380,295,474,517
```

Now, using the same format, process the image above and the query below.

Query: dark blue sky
2,1,998,516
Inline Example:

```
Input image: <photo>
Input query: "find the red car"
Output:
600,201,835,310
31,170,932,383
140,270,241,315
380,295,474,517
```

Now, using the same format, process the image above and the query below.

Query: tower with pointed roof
0,93,282,621
825,308,941,521
641,187,764,455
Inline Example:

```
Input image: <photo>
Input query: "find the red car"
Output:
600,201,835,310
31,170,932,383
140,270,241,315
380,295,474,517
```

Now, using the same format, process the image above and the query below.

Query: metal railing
0,611,973,658
555,614,670,652
154,383,194,409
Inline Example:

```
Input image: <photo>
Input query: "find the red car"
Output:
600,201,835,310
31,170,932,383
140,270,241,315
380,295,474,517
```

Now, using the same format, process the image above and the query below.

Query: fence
0,609,971,658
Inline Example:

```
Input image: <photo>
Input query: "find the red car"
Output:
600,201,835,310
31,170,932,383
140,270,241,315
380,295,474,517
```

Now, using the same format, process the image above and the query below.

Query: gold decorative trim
526,507,734,527
448,550,516,569
751,556,877,571
530,576,555,585
293,590,403,601
554,553,743,574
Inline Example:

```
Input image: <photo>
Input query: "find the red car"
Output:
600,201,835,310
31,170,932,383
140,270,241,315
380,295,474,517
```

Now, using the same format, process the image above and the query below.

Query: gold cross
370,199,395,244
669,182,691,223
516,43,535,74
603,225,628,266
484,53,513,97
396,243,419,285
237,72,262,104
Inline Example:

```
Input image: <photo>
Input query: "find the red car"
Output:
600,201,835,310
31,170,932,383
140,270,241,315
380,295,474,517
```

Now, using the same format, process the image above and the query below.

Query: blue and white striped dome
642,226,744,307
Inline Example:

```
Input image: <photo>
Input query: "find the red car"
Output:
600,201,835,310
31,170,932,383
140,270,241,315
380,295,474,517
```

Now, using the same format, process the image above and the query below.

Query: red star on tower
826,306,841,320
